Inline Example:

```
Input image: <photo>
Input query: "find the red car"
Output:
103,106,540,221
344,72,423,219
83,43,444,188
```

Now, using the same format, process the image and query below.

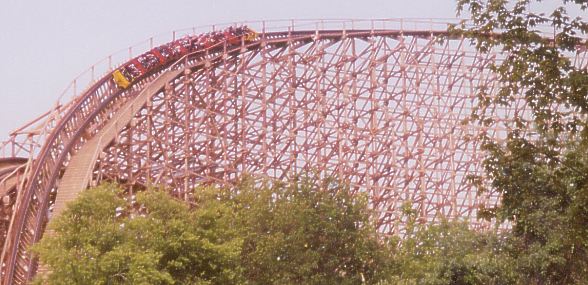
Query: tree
455,1,588,283
380,205,516,285
227,177,391,285
33,183,244,285
33,177,392,285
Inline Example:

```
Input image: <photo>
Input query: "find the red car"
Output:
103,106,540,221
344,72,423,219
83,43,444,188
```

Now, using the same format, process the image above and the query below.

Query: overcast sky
0,0,583,141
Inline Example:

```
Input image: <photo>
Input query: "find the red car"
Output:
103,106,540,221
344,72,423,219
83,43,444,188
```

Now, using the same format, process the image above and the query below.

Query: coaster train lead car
112,26,257,89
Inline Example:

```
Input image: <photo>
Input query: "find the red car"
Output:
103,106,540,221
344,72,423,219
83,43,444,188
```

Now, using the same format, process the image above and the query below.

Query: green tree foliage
456,0,588,136
480,136,588,284
455,1,588,284
33,177,391,285
33,183,243,285
229,177,390,285
380,206,516,285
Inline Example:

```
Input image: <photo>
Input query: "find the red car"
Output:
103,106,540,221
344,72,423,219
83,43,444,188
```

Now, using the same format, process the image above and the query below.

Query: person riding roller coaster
112,25,257,89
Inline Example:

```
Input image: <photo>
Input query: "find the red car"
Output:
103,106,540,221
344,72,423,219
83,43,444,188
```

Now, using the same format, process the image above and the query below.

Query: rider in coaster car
178,37,192,51
156,45,172,59
126,63,142,78
137,53,156,70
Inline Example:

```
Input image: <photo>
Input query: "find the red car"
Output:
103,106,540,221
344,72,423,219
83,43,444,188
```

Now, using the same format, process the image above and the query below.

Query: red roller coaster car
113,26,257,89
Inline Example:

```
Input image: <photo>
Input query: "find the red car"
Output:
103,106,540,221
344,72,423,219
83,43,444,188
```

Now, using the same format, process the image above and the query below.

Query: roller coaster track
0,19,586,284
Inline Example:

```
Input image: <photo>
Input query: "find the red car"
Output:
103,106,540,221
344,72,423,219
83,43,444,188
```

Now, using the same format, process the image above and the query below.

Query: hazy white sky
0,0,583,141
